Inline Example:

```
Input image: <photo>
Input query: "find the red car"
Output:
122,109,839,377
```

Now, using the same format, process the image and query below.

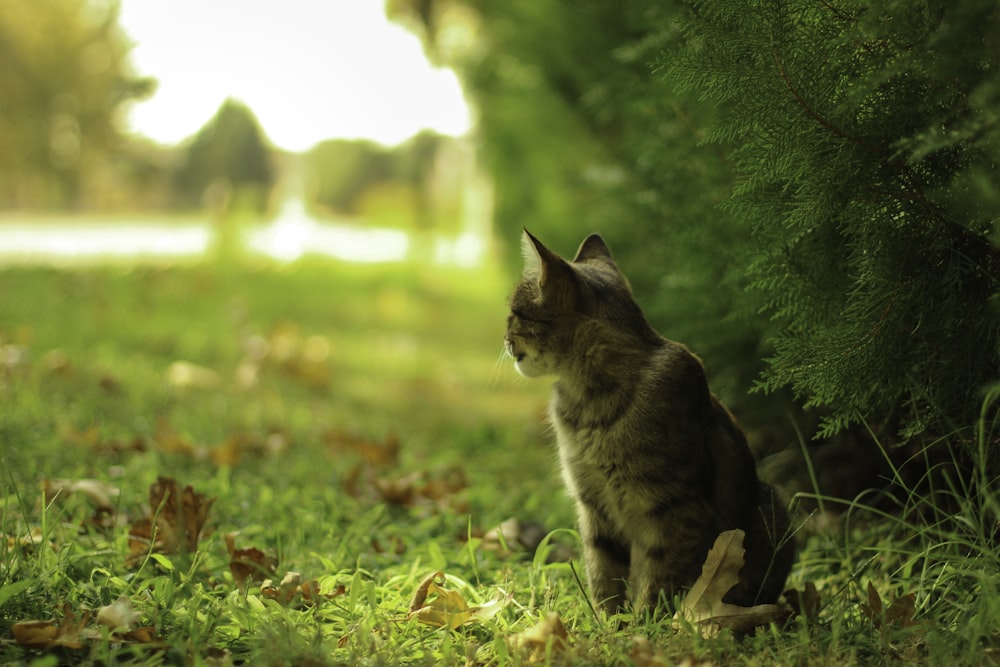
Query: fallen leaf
509,613,569,662
482,518,548,558
325,429,400,468
672,529,786,636
784,581,821,623
407,571,506,629
861,582,921,634
96,596,141,632
260,571,345,607
225,532,277,590
12,604,90,650
631,638,715,667
629,636,670,667
44,478,120,512
127,476,215,566
886,593,916,627
374,467,468,511
153,419,196,455
262,324,332,389
3,527,45,552
119,626,164,645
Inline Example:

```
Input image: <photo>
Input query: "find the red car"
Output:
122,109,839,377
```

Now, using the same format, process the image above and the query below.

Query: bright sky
117,0,471,151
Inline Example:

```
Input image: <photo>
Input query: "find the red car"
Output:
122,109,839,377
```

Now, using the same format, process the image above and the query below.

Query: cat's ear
573,234,614,263
520,229,546,274
521,229,578,303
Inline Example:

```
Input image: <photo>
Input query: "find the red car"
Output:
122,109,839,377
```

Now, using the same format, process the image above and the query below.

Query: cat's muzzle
504,338,524,362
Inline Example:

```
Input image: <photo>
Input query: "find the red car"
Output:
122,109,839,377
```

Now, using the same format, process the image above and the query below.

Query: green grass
0,257,997,665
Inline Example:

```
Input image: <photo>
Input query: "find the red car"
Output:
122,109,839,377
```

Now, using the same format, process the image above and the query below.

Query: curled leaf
509,613,569,662
12,604,90,650
407,571,507,629
96,596,141,632
44,478,120,512
672,529,786,636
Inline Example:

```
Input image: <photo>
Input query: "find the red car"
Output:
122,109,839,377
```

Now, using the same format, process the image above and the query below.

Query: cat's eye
511,308,550,324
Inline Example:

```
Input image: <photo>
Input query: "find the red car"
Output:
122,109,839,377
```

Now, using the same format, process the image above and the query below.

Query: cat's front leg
629,543,683,613
576,505,630,613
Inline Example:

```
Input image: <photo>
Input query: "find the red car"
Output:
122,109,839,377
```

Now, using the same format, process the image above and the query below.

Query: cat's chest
550,402,635,489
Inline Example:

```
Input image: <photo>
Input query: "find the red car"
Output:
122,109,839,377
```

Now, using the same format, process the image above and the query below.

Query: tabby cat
505,230,794,613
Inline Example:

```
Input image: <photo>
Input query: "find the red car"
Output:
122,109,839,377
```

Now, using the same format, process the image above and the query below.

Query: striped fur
505,230,794,613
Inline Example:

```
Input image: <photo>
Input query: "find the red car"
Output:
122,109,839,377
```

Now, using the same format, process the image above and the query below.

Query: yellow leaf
407,571,505,630
509,613,569,662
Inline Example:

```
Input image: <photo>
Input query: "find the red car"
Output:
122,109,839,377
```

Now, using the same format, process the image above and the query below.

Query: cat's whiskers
487,345,516,391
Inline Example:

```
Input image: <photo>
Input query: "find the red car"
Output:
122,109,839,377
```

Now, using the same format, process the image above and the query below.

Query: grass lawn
1,256,997,665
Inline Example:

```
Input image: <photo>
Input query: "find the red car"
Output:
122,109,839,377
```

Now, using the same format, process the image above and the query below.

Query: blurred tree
174,98,275,214
389,0,770,423
305,139,394,215
304,131,460,230
394,0,1000,463
0,0,153,207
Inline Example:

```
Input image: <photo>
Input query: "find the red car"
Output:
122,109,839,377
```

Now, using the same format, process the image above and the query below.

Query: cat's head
505,230,654,378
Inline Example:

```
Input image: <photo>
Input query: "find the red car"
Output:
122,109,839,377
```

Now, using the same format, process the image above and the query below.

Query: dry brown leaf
59,424,102,448
629,637,671,667
376,471,423,506
260,571,345,607
861,582,920,633
886,593,916,627
629,638,715,667
375,468,467,510
126,476,215,566
509,613,569,663
407,571,506,629
784,581,821,622
325,429,400,468
225,532,277,590
153,419,196,455
672,529,786,636
12,604,91,650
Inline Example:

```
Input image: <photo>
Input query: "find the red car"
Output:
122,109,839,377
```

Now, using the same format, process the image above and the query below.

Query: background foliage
0,0,153,208
393,0,1000,461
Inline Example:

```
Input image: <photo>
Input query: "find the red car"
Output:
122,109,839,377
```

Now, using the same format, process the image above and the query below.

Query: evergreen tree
396,0,1000,461
667,0,1000,445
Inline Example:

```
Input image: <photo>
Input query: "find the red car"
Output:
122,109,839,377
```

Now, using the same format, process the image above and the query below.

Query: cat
505,230,794,613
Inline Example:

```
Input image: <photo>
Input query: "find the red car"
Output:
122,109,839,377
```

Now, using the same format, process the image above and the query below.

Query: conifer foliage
668,0,1000,439
397,0,1000,453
